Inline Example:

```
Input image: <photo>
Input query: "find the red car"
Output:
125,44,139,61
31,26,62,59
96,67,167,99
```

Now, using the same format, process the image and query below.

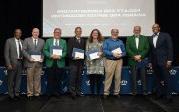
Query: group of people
4,23,173,103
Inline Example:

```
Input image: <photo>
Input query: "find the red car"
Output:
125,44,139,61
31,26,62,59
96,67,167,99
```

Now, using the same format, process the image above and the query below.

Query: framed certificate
31,55,41,62
52,49,62,56
112,47,122,54
86,49,100,60
72,48,85,59
51,46,63,56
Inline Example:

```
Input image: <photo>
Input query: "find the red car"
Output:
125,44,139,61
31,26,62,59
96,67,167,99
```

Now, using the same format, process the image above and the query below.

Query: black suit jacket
67,37,86,65
149,32,173,66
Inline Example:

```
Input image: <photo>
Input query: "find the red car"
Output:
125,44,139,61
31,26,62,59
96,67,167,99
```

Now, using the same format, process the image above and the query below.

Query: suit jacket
4,37,23,66
23,37,45,68
43,38,67,68
126,35,150,67
149,32,173,66
67,37,85,65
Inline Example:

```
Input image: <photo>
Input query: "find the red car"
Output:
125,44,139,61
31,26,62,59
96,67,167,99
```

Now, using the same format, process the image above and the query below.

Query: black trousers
153,63,171,98
69,64,83,95
46,66,64,96
131,66,147,93
89,74,103,95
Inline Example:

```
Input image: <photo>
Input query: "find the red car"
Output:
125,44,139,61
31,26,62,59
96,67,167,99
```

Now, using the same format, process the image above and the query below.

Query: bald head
152,24,160,33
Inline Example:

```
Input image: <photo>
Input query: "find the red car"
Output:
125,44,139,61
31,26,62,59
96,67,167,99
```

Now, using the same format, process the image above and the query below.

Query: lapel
132,35,139,50
13,38,18,56
156,33,161,48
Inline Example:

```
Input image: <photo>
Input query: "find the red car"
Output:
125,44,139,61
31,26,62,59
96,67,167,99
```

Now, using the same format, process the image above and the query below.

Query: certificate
52,49,62,56
112,47,122,54
75,52,84,59
89,52,100,60
72,48,85,59
31,55,41,62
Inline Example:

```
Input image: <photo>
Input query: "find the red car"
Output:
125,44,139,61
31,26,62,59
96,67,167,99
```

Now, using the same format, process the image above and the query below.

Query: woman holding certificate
86,29,104,96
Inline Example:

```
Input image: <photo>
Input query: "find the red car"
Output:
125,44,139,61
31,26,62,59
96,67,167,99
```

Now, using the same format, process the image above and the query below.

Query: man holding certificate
68,27,85,99
103,29,126,99
126,26,150,96
43,28,67,97
86,29,104,95
23,28,45,100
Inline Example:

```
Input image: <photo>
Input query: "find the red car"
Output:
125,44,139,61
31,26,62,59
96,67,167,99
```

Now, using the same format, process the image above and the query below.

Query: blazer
148,32,173,66
23,37,45,68
4,37,23,66
126,35,150,67
43,38,67,68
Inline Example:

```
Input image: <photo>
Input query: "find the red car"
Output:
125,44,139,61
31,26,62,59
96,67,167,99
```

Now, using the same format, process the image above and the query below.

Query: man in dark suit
126,26,150,95
68,27,85,99
4,29,23,100
149,24,173,103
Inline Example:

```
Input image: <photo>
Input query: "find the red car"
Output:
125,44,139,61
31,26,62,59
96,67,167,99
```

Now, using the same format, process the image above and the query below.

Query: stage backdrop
0,66,178,95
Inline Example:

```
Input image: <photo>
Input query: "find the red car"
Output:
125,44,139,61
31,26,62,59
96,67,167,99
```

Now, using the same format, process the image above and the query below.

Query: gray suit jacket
4,37,23,66
23,37,45,68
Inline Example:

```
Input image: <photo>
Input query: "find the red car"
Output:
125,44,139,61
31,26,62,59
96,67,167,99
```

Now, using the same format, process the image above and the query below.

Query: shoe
8,97,17,101
14,96,20,100
27,96,33,101
132,92,137,96
164,98,173,104
143,92,148,96
102,95,108,99
154,95,163,100
113,95,120,99
71,94,76,100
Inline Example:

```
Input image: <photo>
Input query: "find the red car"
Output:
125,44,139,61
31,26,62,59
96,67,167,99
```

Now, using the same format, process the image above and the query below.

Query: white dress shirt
32,37,38,46
135,37,139,49
53,39,59,46
153,32,160,48
15,38,22,58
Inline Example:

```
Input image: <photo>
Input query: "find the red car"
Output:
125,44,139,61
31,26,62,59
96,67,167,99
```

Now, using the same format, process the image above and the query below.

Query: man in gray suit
4,29,23,100
23,28,44,100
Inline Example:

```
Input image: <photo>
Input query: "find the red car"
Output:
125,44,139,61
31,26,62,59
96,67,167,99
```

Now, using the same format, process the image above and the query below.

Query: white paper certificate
53,49,62,56
75,52,84,59
89,52,100,60
112,47,122,54
31,55,41,62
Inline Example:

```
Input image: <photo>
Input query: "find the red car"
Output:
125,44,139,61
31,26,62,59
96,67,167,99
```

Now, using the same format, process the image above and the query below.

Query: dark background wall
0,0,178,66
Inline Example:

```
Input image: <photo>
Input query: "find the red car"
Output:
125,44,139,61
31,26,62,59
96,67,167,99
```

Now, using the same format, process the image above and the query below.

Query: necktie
55,39,58,46
34,39,37,48
18,40,22,59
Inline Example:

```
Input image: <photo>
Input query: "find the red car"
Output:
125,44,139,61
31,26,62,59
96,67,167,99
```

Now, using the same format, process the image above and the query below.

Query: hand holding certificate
112,47,122,54
86,49,101,60
75,52,84,59
52,49,62,56
31,55,42,62
112,47,122,58
72,48,84,59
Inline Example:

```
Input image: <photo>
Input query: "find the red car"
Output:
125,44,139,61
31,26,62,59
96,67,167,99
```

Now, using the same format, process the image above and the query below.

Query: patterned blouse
85,40,104,75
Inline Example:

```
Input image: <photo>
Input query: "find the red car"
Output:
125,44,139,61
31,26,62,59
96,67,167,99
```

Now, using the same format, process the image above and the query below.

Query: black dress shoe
15,96,21,100
164,98,173,104
102,95,108,99
71,94,76,100
27,96,32,101
113,95,120,99
8,97,17,101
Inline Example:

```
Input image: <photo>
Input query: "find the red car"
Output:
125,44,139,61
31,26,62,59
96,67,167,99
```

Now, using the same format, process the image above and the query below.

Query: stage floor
0,95,178,112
